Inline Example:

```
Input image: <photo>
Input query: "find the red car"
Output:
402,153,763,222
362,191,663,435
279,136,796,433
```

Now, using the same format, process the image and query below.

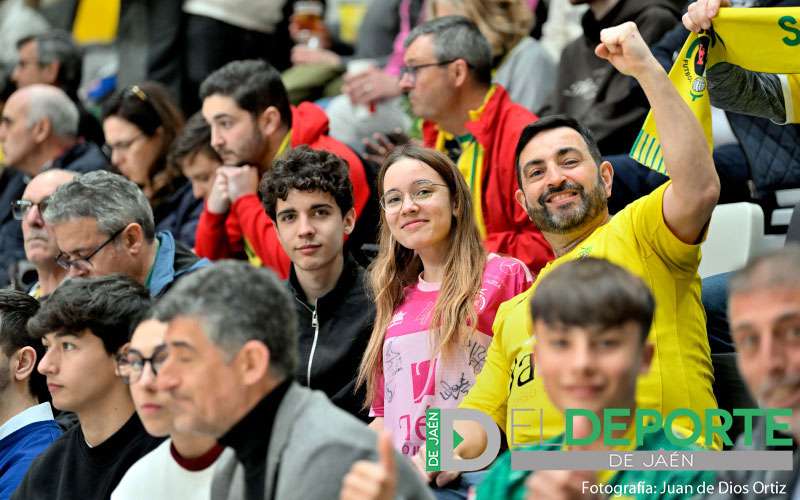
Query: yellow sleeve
627,182,703,276
782,74,800,124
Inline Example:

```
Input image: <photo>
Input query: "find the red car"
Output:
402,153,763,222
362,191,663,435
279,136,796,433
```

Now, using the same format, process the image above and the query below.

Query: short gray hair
730,245,800,296
43,170,155,240
18,30,83,96
153,261,298,378
23,85,79,138
404,16,493,85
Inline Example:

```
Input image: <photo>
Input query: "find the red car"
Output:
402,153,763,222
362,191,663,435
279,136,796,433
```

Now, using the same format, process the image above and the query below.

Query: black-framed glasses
116,344,169,384
11,197,49,220
399,59,459,84
380,182,449,214
102,134,144,157
55,227,125,272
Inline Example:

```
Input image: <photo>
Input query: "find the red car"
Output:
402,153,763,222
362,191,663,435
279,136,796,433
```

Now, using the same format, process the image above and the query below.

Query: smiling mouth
546,191,579,204
402,219,427,229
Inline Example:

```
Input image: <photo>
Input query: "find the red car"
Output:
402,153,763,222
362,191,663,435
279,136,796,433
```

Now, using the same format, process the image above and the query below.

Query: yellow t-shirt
780,74,800,124
460,182,719,449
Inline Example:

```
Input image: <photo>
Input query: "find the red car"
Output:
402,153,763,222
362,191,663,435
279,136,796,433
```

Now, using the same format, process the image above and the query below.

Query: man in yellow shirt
417,21,722,488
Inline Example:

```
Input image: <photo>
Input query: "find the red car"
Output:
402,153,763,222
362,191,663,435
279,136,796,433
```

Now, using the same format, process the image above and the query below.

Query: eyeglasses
55,227,125,272
380,182,449,214
116,344,169,384
11,197,49,220
102,134,144,157
399,59,458,84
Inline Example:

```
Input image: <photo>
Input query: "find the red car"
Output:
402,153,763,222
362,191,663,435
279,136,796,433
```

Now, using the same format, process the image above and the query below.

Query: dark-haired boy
169,112,222,202
260,146,373,420
12,275,162,500
478,258,714,499
195,59,379,278
0,290,60,499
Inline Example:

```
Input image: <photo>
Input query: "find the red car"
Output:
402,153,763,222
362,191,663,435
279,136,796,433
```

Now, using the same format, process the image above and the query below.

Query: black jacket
152,178,203,249
543,0,679,155
288,254,374,421
50,141,111,174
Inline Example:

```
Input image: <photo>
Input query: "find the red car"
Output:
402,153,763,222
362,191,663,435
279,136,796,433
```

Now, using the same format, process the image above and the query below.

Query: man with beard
14,169,76,299
415,21,721,487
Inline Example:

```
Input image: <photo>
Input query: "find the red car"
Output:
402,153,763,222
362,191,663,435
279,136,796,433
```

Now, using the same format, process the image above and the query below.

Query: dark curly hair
0,290,47,403
259,146,354,221
27,274,152,355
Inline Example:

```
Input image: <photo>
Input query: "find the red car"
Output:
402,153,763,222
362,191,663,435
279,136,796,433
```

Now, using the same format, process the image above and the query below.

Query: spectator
196,59,378,278
0,85,109,177
429,22,721,488
12,31,105,146
429,0,556,113
169,112,222,202
260,146,373,420
477,258,715,499
102,82,202,248
395,16,554,272
357,144,532,464
43,171,208,297
0,0,47,80
111,318,231,500
706,246,800,499
0,290,60,500
0,84,109,288
14,169,76,299
541,0,679,154
153,261,432,500
12,275,162,500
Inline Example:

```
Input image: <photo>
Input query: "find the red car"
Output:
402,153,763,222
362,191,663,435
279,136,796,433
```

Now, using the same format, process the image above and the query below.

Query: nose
67,265,88,278
571,340,595,374
398,72,414,92
297,213,315,237
761,333,787,378
11,65,20,83
156,355,179,393
211,126,225,150
543,165,568,189
138,361,158,389
399,193,419,215
192,182,205,200
38,347,56,375
111,148,124,169
25,204,44,228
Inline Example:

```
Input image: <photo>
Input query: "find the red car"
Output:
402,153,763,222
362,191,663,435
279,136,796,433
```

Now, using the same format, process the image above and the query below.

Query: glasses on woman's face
116,344,169,385
379,181,449,214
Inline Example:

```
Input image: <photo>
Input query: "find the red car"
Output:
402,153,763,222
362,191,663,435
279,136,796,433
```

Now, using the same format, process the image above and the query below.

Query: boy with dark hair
12,275,162,500
259,145,372,419
195,59,378,278
478,258,714,499
0,290,61,499
169,112,222,202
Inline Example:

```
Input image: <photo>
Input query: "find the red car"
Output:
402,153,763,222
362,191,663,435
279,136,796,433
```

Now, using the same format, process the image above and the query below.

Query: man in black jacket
260,146,373,420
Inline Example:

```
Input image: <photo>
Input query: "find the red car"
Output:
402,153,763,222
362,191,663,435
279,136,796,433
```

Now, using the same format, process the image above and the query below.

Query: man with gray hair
43,170,207,297
706,245,800,499
12,30,104,145
396,16,552,273
154,261,432,500
0,84,108,177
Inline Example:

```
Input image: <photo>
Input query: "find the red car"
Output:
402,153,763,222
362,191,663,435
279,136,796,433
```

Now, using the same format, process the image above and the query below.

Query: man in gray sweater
154,261,433,500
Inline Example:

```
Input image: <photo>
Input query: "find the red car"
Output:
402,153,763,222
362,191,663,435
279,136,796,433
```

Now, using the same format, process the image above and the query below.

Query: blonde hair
430,0,534,57
357,144,486,408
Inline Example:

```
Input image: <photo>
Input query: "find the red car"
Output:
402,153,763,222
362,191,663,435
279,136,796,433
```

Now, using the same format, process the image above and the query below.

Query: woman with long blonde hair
357,144,532,457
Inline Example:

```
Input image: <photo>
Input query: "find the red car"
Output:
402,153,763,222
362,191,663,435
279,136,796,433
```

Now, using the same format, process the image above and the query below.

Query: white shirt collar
0,402,55,441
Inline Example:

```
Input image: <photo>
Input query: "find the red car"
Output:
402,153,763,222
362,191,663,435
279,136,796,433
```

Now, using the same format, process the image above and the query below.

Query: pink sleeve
369,372,385,417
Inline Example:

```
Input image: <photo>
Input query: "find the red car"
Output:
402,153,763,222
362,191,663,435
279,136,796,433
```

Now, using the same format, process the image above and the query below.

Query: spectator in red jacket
196,60,377,278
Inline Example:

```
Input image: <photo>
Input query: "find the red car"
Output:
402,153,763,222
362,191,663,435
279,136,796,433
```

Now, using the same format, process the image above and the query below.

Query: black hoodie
288,254,373,421
543,0,680,155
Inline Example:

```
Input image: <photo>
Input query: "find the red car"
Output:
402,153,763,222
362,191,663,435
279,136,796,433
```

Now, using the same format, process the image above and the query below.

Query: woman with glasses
356,144,532,460
112,318,231,500
102,82,203,248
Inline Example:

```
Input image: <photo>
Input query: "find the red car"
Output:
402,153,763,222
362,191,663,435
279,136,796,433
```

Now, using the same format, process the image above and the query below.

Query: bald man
17,169,76,299
0,84,108,177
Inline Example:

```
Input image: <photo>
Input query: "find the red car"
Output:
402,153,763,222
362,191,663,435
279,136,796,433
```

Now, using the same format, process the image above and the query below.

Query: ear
514,188,532,220
258,106,283,138
42,61,60,84
451,59,470,88
342,208,356,236
121,223,146,256
13,346,37,381
236,340,270,386
598,160,614,198
32,117,51,143
639,342,654,375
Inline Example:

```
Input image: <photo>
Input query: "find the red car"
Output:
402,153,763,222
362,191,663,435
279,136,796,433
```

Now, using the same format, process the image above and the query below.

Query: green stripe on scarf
631,7,800,173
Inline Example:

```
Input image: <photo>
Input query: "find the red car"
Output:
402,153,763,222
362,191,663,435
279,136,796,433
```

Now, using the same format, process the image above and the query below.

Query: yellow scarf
631,7,800,174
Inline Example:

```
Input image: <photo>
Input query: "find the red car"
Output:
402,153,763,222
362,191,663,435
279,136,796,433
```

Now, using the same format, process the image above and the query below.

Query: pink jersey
371,254,533,456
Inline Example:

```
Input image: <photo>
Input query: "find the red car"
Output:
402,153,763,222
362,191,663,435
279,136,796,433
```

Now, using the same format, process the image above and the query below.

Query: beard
526,176,607,234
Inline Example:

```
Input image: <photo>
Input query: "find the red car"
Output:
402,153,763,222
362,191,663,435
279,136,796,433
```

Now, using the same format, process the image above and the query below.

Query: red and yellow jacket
194,102,371,279
422,85,553,274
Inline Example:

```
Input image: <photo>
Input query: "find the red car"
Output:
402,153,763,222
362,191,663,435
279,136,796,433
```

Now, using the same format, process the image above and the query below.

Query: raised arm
596,22,719,244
